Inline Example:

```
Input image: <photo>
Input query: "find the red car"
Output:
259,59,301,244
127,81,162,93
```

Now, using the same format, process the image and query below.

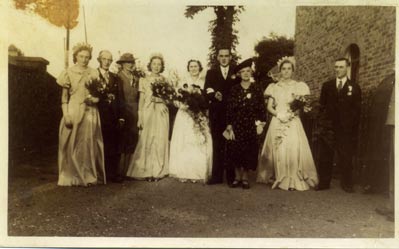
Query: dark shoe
288,188,296,191
342,185,354,193
242,180,250,189
229,180,241,188
315,185,330,191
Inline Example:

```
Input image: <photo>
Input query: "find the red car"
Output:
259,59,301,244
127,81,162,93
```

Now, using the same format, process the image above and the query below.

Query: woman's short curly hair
147,54,165,73
186,59,203,72
72,43,93,64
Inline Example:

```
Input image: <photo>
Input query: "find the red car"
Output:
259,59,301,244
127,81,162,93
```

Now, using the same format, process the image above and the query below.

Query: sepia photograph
1,0,398,247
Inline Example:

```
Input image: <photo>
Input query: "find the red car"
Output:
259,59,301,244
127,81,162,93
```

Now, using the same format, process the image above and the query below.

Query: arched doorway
345,44,360,82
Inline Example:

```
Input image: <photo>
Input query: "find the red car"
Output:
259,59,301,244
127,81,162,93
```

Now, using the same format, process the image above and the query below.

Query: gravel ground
8,153,394,238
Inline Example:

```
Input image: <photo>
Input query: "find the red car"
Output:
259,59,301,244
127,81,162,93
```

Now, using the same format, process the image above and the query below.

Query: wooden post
83,5,88,43
65,27,70,69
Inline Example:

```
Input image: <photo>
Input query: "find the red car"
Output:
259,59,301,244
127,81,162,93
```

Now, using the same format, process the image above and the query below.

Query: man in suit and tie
317,58,362,192
205,48,238,186
97,50,125,183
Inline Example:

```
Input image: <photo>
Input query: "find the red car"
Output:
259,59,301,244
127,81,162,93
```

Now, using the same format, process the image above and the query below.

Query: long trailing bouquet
176,83,209,143
274,93,312,146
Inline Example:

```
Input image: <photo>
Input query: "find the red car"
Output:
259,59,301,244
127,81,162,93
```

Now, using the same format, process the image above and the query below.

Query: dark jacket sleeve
255,85,267,122
116,76,126,121
320,81,328,108
226,86,236,126
204,69,216,102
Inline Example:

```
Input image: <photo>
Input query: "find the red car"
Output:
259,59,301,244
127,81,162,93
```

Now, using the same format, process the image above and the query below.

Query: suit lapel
330,79,339,98
217,66,225,81
98,68,105,81
339,77,351,96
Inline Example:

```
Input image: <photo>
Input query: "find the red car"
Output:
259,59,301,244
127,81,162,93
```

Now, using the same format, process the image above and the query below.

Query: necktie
223,68,227,79
338,80,343,91
104,71,110,83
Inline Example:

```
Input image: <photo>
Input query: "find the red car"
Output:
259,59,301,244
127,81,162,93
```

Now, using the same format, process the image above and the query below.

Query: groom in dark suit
317,58,362,192
205,48,238,185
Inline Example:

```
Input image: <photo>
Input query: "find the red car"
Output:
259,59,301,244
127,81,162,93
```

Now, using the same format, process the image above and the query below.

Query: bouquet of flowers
177,84,209,143
86,77,106,97
290,94,312,113
274,94,311,146
86,77,115,104
151,79,176,104
177,84,208,114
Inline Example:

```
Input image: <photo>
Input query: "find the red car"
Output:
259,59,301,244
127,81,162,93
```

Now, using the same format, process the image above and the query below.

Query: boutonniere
246,93,252,99
231,74,236,80
206,87,215,94
347,85,353,96
106,93,115,104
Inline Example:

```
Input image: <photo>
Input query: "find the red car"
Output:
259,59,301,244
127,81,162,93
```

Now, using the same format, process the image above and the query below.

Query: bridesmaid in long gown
169,60,213,183
257,57,318,191
57,43,105,186
126,53,169,181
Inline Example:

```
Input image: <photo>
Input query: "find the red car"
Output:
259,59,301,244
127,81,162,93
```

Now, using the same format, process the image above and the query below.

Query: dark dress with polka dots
226,82,267,170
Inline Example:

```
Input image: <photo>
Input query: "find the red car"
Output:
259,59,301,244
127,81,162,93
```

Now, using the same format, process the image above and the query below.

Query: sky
5,0,296,78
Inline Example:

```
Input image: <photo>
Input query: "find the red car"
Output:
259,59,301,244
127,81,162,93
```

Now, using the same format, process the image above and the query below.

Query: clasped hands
223,125,235,140
276,111,295,123
84,94,99,106
206,88,222,102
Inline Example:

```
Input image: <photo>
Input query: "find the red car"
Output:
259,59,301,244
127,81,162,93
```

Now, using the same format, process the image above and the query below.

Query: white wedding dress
169,75,213,182
257,80,319,191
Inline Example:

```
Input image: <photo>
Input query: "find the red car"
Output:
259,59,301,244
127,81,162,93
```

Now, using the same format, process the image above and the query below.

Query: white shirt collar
336,77,348,88
99,68,109,76
220,65,229,73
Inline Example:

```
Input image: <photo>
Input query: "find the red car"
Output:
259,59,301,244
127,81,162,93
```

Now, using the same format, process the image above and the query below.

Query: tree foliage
185,6,244,68
13,0,79,29
253,33,294,87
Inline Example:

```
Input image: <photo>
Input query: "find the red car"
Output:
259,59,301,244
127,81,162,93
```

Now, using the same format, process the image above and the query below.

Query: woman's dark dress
226,82,267,170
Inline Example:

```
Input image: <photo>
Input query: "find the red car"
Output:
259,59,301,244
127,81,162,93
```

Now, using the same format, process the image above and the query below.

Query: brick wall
294,6,395,97
294,6,396,183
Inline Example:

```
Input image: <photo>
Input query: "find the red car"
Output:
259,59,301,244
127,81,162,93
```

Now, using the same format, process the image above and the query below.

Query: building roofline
8,56,49,66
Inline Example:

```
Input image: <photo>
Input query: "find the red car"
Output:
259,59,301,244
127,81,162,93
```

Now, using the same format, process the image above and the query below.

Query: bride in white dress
257,57,319,191
169,60,213,183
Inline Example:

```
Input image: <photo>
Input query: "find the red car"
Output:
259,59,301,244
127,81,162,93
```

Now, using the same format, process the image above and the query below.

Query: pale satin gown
126,74,170,179
169,76,213,182
57,65,105,186
257,80,318,191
